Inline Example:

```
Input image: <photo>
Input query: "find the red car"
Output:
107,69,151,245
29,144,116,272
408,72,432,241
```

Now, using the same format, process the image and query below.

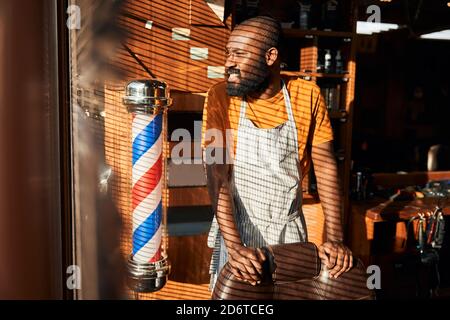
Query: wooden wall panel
117,0,230,92
166,233,213,284
186,27,228,92
170,91,206,112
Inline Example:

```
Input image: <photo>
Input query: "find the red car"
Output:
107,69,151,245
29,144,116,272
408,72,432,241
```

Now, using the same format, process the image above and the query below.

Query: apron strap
281,80,299,154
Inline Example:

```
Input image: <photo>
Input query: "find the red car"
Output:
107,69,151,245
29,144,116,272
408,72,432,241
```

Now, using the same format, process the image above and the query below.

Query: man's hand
318,241,353,278
227,244,266,285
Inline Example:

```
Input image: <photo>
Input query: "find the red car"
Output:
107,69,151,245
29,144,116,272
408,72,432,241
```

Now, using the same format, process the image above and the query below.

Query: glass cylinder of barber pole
123,80,171,293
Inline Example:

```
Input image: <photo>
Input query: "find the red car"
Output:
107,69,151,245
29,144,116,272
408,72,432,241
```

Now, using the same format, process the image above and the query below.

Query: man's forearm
207,165,266,283
205,161,242,249
215,183,243,249
311,142,344,242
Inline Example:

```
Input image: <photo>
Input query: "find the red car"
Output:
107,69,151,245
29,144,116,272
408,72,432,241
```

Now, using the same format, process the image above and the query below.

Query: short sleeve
310,86,334,146
201,85,226,149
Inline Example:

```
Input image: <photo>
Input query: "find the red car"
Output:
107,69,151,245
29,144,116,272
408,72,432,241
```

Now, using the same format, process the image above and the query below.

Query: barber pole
124,80,171,293
131,113,163,263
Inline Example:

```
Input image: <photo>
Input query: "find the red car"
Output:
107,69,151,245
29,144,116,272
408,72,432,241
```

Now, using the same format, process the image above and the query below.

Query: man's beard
226,62,271,97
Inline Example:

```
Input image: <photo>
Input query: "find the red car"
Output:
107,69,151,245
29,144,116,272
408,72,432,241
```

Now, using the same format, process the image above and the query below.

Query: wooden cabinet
281,27,357,237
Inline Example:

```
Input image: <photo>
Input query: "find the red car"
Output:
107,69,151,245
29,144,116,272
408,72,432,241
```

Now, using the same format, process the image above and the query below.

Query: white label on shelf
145,20,153,30
172,28,190,40
207,66,225,78
190,47,209,60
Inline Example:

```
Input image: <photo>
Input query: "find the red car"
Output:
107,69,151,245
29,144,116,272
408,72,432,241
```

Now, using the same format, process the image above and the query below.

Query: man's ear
265,47,278,66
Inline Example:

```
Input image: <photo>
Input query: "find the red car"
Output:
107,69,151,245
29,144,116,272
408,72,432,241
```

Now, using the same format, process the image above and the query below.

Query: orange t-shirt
201,76,334,176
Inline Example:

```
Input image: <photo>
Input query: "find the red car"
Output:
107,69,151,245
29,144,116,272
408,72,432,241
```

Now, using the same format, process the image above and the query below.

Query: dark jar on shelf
321,0,339,31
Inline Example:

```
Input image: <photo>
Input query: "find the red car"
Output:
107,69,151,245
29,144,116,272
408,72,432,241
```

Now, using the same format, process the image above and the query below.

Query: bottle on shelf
335,49,344,74
320,85,331,110
319,48,346,74
333,84,341,111
321,0,339,31
350,168,374,201
297,0,312,30
355,171,363,200
324,49,332,73
320,83,340,111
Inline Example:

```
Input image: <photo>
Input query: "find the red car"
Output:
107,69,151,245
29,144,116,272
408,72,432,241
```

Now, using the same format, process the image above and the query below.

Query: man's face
225,27,271,97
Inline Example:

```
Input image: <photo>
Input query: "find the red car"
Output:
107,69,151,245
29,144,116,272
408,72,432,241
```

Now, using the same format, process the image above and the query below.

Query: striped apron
208,81,307,289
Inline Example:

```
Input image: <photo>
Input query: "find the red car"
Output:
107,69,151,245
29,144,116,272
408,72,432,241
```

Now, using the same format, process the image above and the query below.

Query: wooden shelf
283,28,354,39
281,71,350,80
314,72,350,79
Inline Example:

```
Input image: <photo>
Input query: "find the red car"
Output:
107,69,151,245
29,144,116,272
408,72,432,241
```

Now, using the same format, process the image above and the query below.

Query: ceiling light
420,29,450,40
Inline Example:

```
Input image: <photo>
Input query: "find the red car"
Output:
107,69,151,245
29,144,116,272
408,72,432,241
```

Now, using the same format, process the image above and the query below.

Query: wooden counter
365,198,450,221
350,197,449,264
349,196,450,299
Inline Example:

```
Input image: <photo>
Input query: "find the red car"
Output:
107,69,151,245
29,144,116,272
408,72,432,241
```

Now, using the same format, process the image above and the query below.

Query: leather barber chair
213,242,375,300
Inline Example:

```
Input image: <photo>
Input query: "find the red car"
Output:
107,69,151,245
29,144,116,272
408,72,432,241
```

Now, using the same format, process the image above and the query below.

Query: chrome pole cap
123,79,172,114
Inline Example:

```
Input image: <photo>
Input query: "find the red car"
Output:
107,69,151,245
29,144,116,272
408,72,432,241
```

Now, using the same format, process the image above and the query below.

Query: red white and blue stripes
131,113,163,263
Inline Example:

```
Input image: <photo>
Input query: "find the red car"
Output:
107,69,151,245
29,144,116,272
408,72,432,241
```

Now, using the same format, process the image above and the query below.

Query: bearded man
202,15,353,290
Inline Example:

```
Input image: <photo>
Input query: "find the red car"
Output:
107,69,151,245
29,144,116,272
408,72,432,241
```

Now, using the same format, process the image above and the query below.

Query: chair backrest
213,242,375,300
